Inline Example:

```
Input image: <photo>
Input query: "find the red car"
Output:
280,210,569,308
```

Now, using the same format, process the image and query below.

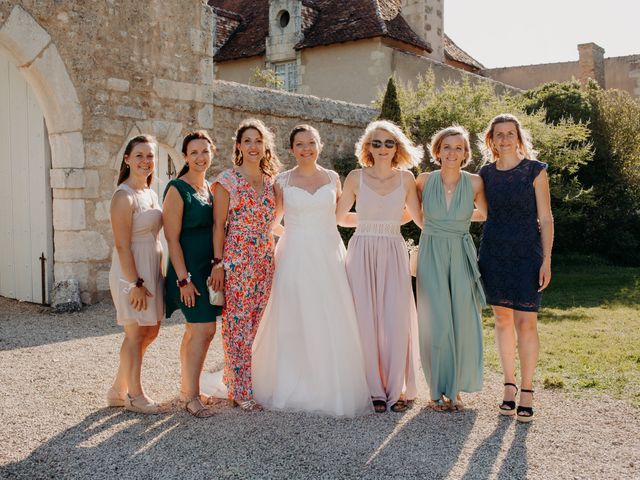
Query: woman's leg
493,306,518,403
514,311,539,409
123,324,159,398
180,322,217,401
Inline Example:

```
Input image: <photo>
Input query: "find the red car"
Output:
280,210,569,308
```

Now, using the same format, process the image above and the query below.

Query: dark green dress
164,178,222,323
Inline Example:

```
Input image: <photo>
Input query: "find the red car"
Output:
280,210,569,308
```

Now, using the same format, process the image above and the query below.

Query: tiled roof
209,0,432,62
444,34,484,70
209,1,268,61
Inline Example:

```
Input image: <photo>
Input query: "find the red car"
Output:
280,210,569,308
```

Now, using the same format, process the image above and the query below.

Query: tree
249,67,284,89
392,73,593,251
521,81,640,264
378,76,406,131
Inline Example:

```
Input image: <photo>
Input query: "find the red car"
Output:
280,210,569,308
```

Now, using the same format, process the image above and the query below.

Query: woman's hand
209,266,225,293
538,258,552,292
129,285,152,311
180,282,201,308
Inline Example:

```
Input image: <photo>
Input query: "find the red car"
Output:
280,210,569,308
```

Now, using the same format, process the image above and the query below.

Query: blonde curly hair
355,120,423,169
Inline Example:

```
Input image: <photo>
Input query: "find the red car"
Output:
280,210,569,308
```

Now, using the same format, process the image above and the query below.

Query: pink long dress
345,169,419,408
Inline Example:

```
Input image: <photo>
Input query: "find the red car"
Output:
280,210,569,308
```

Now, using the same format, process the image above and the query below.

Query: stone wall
482,44,640,98
211,81,377,171
0,1,378,302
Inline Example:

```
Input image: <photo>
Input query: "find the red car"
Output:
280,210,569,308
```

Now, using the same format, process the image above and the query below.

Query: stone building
0,1,375,304
482,43,640,97
211,0,499,104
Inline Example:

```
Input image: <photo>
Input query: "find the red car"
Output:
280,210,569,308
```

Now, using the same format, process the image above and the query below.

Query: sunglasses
370,139,397,149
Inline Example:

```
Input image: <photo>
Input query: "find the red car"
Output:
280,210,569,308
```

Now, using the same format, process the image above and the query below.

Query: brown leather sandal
185,396,216,418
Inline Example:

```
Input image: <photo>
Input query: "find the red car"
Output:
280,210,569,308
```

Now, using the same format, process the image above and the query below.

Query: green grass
482,257,640,407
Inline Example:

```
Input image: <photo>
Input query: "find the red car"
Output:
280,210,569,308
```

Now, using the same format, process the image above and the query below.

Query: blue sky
445,0,640,68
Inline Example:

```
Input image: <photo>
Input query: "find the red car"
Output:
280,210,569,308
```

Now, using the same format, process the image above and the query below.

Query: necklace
185,179,210,203
441,176,460,195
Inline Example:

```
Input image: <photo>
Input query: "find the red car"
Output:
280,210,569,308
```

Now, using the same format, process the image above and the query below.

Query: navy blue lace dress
478,159,548,312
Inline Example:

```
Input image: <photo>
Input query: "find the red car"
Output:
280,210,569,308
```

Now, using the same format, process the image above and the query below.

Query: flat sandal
185,396,216,418
234,399,263,412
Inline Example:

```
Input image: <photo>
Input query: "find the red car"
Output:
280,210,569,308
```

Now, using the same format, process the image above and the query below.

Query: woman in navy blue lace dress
478,114,553,422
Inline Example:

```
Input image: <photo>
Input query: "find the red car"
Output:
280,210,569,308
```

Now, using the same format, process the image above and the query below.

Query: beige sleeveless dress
108,183,164,326
345,170,420,407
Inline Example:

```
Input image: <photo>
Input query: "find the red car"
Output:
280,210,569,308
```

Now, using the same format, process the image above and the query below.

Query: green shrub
378,76,406,131
394,72,593,249
521,81,640,265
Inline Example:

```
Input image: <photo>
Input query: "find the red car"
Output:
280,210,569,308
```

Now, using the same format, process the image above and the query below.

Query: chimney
578,42,605,88
401,0,443,61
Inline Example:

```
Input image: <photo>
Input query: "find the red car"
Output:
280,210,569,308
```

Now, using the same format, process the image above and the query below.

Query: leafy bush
395,72,593,250
521,81,640,265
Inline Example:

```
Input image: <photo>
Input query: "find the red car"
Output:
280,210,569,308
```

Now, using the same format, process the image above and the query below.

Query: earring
126,164,130,169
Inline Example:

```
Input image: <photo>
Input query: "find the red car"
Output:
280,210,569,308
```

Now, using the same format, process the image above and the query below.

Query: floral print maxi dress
214,168,276,402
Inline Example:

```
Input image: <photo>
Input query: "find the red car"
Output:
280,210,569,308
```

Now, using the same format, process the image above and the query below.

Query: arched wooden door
0,53,53,303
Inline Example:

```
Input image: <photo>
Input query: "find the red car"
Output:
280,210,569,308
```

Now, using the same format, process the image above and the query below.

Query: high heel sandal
106,387,126,407
516,389,534,423
124,393,162,414
499,383,518,416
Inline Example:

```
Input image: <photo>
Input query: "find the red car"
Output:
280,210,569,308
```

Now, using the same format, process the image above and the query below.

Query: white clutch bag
208,286,225,306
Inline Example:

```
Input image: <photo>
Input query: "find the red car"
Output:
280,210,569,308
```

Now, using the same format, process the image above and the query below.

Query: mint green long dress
416,170,485,402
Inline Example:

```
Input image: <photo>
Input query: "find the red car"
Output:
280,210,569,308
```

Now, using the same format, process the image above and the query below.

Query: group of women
107,113,553,423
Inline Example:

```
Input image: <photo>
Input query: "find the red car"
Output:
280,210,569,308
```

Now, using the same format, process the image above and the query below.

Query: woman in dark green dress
163,130,222,418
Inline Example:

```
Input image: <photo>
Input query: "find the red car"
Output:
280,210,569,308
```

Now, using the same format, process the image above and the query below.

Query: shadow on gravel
1,404,483,479
497,423,530,480
0,299,182,351
461,415,523,479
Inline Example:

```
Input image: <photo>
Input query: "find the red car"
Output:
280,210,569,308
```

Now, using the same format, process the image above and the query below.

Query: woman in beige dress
336,120,423,413
107,135,164,414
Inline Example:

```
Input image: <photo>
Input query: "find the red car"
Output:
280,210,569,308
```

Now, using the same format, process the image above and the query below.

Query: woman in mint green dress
415,126,487,411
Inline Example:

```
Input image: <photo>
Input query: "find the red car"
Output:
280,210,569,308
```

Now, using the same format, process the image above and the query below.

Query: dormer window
277,10,290,29
274,61,297,92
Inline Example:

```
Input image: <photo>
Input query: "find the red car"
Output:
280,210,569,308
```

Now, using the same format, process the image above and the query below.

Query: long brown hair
117,135,156,186
177,130,216,178
480,113,538,163
233,119,282,178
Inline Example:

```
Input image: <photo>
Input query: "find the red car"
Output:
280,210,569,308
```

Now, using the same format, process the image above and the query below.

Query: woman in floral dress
210,118,281,411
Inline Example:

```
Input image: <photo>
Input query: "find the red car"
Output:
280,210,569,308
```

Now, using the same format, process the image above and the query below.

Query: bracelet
177,272,192,288
211,257,222,266
120,278,143,294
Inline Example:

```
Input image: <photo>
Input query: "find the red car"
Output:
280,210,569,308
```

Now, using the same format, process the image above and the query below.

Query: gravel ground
0,297,638,480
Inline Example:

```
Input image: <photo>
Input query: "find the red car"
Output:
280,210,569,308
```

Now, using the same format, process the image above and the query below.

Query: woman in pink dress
107,135,164,414
210,118,281,412
336,120,423,413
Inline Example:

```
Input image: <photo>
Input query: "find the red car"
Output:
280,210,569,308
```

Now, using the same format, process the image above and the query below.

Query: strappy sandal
125,393,162,414
390,400,408,413
106,387,126,407
185,396,216,418
516,389,534,423
430,397,450,412
499,383,518,416
234,399,263,412
372,400,387,413
449,394,464,412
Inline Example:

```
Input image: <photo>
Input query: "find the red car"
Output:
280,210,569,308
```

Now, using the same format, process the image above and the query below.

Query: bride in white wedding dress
251,125,372,416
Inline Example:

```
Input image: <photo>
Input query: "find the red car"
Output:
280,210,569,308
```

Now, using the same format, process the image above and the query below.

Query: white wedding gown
251,169,372,416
